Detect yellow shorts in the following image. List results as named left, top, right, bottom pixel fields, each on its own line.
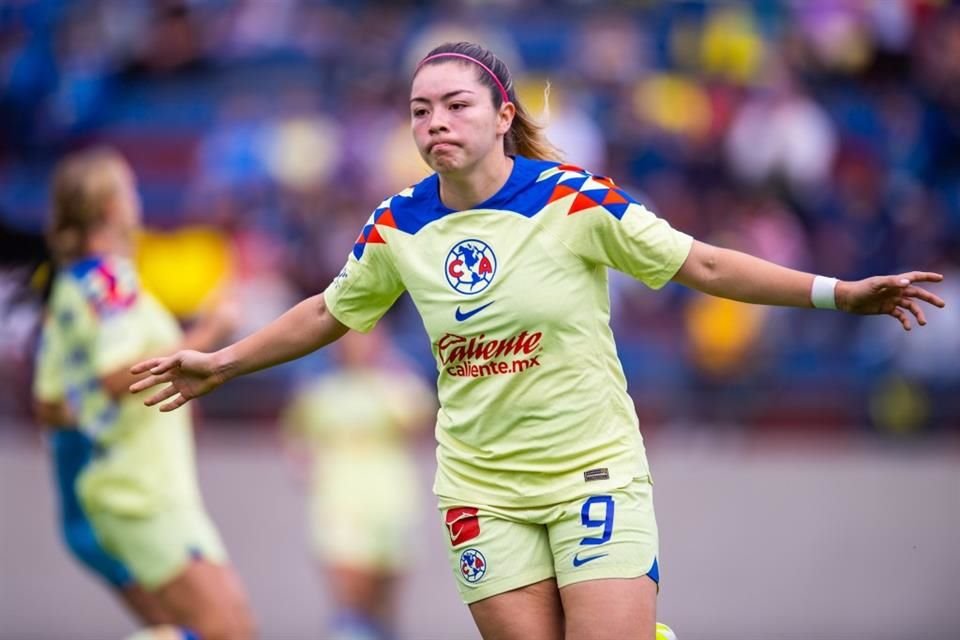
left=308, top=460, right=420, bottom=572
left=439, top=476, right=659, bottom=604
left=87, top=505, right=227, bottom=590
left=310, top=498, right=417, bottom=572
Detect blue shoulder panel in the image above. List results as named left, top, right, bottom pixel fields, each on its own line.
left=350, top=156, right=629, bottom=260
left=388, top=156, right=566, bottom=235
left=67, top=256, right=105, bottom=280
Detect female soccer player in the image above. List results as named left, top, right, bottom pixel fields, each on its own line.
left=1, top=220, right=170, bottom=628
left=282, top=328, right=434, bottom=639
left=130, top=42, right=945, bottom=640
left=35, top=147, right=255, bottom=640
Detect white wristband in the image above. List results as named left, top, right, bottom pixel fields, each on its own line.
left=811, top=275, right=838, bottom=310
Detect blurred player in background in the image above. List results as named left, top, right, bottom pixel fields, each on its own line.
left=131, top=42, right=944, bottom=640
left=0, top=223, right=171, bottom=627
left=33, top=147, right=255, bottom=640
left=282, top=328, right=434, bottom=640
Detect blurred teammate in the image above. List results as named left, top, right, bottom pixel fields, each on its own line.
left=130, top=42, right=945, bottom=640
left=34, top=147, right=255, bottom=640
left=282, top=328, right=434, bottom=640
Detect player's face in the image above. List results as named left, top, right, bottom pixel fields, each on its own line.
left=410, top=61, right=513, bottom=175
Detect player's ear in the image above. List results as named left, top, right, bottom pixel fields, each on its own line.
left=496, top=102, right=516, bottom=136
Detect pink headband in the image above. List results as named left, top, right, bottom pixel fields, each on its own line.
left=417, top=52, right=511, bottom=104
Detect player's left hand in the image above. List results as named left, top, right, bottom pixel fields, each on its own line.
left=129, top=349, right=224, bottom=411
left=836, top=271, right=945, bottom=330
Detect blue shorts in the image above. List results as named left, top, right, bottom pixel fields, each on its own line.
left=49, top=429, right=133, bottom=589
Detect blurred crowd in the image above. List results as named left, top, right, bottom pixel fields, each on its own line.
left=1, top=0, right=958, bottom=433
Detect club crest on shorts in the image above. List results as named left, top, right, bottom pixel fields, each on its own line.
left=459, top=548, right=487, bottom=584
left=445, top=239, right=497, bottom=295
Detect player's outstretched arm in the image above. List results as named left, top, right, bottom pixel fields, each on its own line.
left=130, top=293, right=349, bottom=411
left=673, top=240, right=945, bottom=330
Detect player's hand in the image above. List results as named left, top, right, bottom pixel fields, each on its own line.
left=836, top=271, right=945, bottom=330
left=129, top=350, right=224, bottom=411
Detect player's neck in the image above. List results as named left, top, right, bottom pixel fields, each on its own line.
left=438, top=153, right=514, bottom=212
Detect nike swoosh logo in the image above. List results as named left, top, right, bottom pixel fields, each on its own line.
left=448, top=521, right=470, bottom=543
left=572, top=552, right=608, bottom=567
left=455, top=301, right=494, bottom=322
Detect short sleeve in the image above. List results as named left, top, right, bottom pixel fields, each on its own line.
left=553, top=175, right=693, bottom=289
left=566, top=201, right=692, bottom=289
left=323, top=224, right=405, bottom=333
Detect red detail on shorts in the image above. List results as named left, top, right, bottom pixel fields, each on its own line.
left=445, top=506, right=480, bottom=546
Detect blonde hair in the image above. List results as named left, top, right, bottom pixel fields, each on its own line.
left=417, top=42, right=563, bottom=162
left=47, top=147, right=128, bottom=266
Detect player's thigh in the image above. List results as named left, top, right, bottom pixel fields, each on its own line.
left=469, top=577, right=564, bottom=640
left=439, top=502, right=561, bottom=636
left=154, top=559, right=255, bottom=640
left=560, top=576, right=657, bottom=640
left=549, top=478, right=660, bottom=640
left=89, top=505, right=254, bottom=638
left=549, top=477, right=659, bottom=590
left=117, top=583, right=174, bottom=626
left=63, top=519, right=172, bottom=626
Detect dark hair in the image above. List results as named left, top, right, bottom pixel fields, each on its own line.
left=417, top=42, right=563, bottom=162
left=0, top=215, right=52, bottom=307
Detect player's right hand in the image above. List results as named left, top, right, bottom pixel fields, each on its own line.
left=129, top=350, right=224, bottom=412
